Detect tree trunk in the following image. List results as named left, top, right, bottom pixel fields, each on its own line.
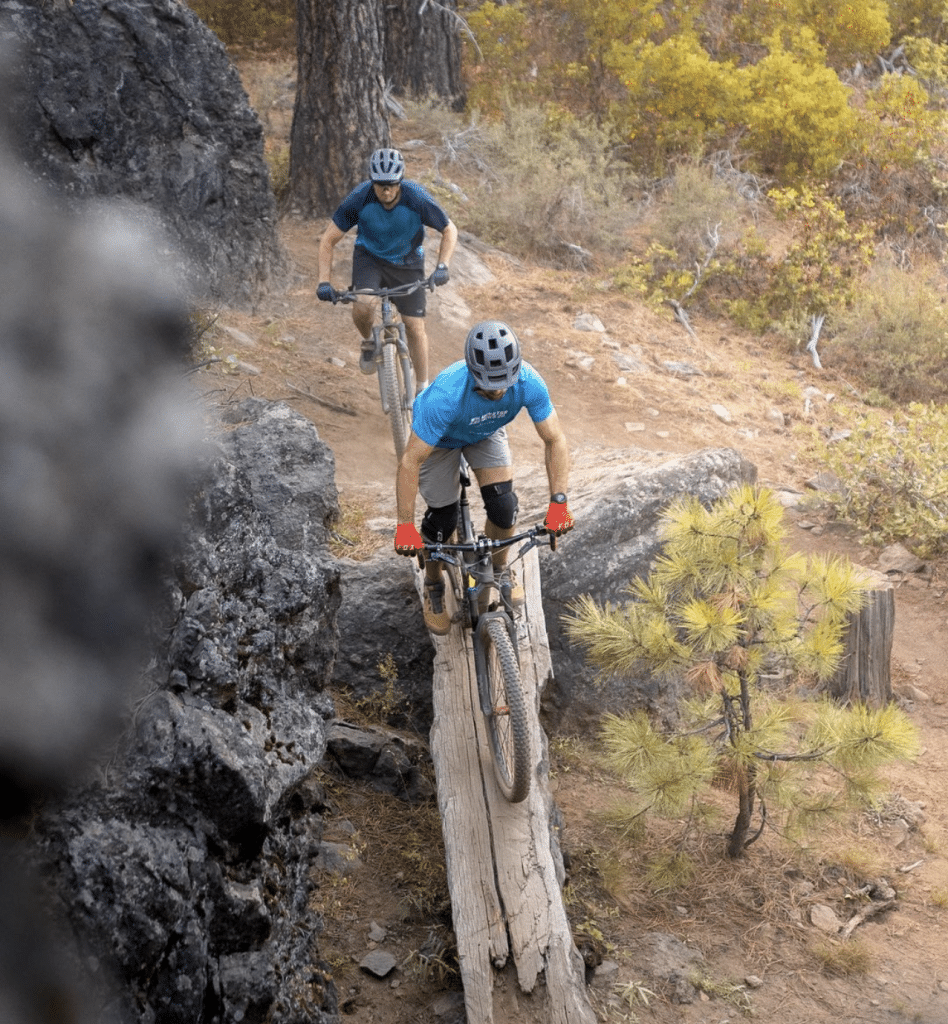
left=287, top=0, right=389, bottom=217
left=384, top=0, right=465, bottom=109
left=824, top=572, right=894, bottom=706
left=418, top=547, right=596, bottom=1024
left=726, top=765, right=756, bottom=859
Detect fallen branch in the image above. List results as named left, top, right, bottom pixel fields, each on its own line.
left=806, top=312, right=825, bottom=369
left=839, top=898, right=897, bottom=940
left=666, top=299, right=698, bottom=342
left=285, top=380, right=358, bottom=417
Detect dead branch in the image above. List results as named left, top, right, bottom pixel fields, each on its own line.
left=285, top=380, right=358, bottom=417
left=839, top=898, right=897, bottom=940
left=806, top=312, right=825, bottom=369
left=666, top=299, right=698, bottom=342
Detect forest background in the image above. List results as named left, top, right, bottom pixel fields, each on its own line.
left=186, top=0, right=948, bottom=560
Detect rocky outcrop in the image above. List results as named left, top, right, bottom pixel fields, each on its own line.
left=0, top=0, right=286, bottom=304
left=32, top=398, right=343, bottom=1024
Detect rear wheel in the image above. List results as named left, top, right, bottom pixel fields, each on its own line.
left=380, top=330, right=412, bottom=460
left=480, top=616, right=531, bottom=803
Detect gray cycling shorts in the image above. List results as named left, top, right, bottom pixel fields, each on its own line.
left=419, top=429, right=511, bottom=508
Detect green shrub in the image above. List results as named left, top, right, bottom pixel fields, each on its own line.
left=818, top=402, right=948, bottom=556
left=458, top=105, right=637, bottom=265
left=828, top=264, right=948, bottom=403
left=726, top=185, right=874, bottom=339
left=613, top=160, right=751, bottom=309
left=739, top=30, right=858, bottom=181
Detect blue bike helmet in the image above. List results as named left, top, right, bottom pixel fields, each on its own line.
left=369, top=148, right=405, bottom=184
left=465, top=320, right=522, bottom=390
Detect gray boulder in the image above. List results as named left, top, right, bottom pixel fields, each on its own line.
left=532, top=446, right=757, bottom=731
left=0, top=0, right=286, bottom=304
left=32, top=399, right=343, bottom=1024
left=332, top=553, right=435, bottom=732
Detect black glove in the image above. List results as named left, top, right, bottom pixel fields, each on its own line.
left=432, top=263, right=450, bottom=287
left=317, top=282, right=337, bottom=302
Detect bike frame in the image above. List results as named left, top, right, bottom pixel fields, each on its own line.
left=371, top=294, right=415, bottom=417
left=419, top=462, right=554, bottom=802
left=333, top=277, right=435, bottom=459
left=421, top=466, right=553, bottom=682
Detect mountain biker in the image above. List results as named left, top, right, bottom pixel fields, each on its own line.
left=316, top=147, right=458, bottom=395
left=393, top=319, right=574, bottom=635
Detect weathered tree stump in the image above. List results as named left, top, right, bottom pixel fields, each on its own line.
left=824, top=570, right=894, bottom=706
left=415, top=547, right=595, bottom=1024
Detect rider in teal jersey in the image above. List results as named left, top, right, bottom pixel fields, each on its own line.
left=317, top=148, right=457, bottom=394
left=393, top=320, right=574, bottom=634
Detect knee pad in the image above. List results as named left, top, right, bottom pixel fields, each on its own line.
left=481, top=480, right=519, bottom=530
left=421, top=502, right=459, bottom=543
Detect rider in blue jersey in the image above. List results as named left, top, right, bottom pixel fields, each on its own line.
left=394, top=320, right=575, bottom=635
left=317, top=148, right=457, bottom=394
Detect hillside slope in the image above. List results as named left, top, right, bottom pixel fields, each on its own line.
left=193, top=62, right=948, bottom=1024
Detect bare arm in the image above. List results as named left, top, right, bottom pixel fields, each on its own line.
left=436, top=219, right=458, bottom=267
left=396, top=431, right=436, bottom=523
left=533, top=410, right=570, bottom=498
left=317, top=221, right=346, bottom=282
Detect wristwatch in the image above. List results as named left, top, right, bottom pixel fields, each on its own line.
left=550, top=493, right=567, bottom=504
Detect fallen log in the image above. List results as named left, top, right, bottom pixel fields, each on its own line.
left=418, top=545, right=596, bottom=1024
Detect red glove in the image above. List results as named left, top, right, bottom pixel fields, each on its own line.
left=395, top=522, right=425, bottom=556
left=545, top=500, right=574, bottom=536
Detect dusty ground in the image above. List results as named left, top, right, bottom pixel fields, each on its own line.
left=195, top=60, right=948, bottom=1024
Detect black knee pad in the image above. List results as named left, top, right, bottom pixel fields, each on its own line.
left=480, top=480, right=519, bottom=530
left=421, top=502, right=459, bottom=543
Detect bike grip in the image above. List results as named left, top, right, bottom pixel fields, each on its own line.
left=416, top=551, right=426, bottom=570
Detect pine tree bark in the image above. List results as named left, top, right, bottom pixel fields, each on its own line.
left=384, top=0, right=465, bottom=109
left=287, top=0, right=389, bottom=217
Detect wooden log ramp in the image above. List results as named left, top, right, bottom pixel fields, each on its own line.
left=413, top=546, right=597, bottom=1024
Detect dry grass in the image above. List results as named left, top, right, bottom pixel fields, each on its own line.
left=328, top=496, right=388, bottom=561
left=811, top=937, right=873, bottom=977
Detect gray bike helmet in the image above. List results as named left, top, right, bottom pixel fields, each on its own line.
left=465, top=320, right=522, bottom=390
left=369, top=147, right=405, bottom=184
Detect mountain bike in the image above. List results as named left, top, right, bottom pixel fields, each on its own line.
left=419, top=461, right=556, bottom=803
left=333, top=277, right=434, bottom=460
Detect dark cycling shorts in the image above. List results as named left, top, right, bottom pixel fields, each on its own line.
left=351, top=247, right=427, bottom=318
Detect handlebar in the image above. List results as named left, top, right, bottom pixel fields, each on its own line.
left=416, top=522, right=556, bottom=569
left=332, top=276, right=436, bottom=305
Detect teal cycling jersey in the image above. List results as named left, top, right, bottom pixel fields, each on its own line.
left=332, top=180, right=449, bottom=268
left=412, top=360, right=554, bottom=449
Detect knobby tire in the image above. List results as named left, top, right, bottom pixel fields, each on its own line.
left=481, top=616, right=531, bottom=803
left=380, top=333, right=411, bottom=461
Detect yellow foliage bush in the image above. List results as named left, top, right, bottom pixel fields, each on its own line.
left=739, top=31, right=857, bottom=181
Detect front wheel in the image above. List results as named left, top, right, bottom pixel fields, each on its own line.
left=478, top=616, right=531, bottom=803
left=380, top=333, right=413, bottom=460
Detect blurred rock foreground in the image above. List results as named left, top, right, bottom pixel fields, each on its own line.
left=0, top=13, right=340, bottom=1016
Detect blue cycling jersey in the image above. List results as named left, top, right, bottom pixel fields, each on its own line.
left=412, top=360, right=554, bottom=449
left=332, top=180, right=450, bottom=268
